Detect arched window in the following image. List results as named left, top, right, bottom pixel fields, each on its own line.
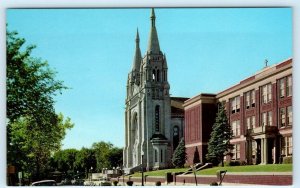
left=160, top=149, right=163, bottom=162
left=173, top=126, right=179, bottom=150
left=157, top=70, right=160, bottom=82
left=154, top=149, right=158, bottom=162
left=155, top=105, right=160, bottom=132
left=152, top=70, right=156, bottom=81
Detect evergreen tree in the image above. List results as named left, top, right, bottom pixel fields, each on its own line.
left=206, top=103, right=233, bottom=166
left=193, top=146, right=200, bottom=164
left=172, top=138, right=187, bottom=168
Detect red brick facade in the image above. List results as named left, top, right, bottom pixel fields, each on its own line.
left=184, top=58, right=293, bottom=165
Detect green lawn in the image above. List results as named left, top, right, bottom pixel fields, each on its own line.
left=130, top=168, right=187, bottom=177
left=197, top=164, right=292, bottom=175
left=129, top=164, right=292, bottom=177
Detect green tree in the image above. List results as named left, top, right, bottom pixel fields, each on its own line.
left=74, top=147, right=96, bottom=177
left=53, top=149, right=78, bottom=175
left=6, top=28, right=73, bottom=180
left=206, top=103, right=233, bottom=166
left=193, top=146, right=200, bottom=164
left=172, top=138, right=187, bottom=168
left=92, top=141, right=113, bottom=171
left=8, top=114, right=73, bottom=179
left=108, top=147, right=123, bottom=168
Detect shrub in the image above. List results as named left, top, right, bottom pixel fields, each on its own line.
left=101, top=182, right=112, bottom=186
left=210, top=182, right=219, bottom=186
left=126, top=181, right=133, bottom=186
left=155, top=181, right=161, bottom=186
left=283, top=156, right=292, bottom=164
left=224, top=160, right=241, bottom=166
left=113, top=181, right=119, bottom=186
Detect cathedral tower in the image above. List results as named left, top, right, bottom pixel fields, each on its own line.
left=124, top=9, right=173, bottom=173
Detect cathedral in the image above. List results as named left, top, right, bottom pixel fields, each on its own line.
left=123, top=9, right=188, bottom=173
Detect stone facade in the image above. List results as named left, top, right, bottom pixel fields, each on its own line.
left=123, top=9, right=188, bottom=173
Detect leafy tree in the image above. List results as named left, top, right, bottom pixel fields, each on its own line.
left=92, top=142, right=113, bottom=171
left=172, top=138, right=187, bottom=168
left=206, top=103, right=233, bottom=166
left=6, top=28, right=73, bottom=181
left=193, top=146, right=200, bottom=164
left=108, top=147, right=123, bottom=168
left=53, top=149, right=78, bottom=175
left=8, top=114, right=73, bottom=180
left=6, top=29, right=67, bottom=122
left=74, top=147, right=96, bottom=177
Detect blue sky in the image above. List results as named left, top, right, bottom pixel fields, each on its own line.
left=6, top=8, right=292, bottom=149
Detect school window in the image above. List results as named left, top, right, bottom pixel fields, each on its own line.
left=231, top=120, right=240, bottom=136
left=262, top=84, right=272, bottom=104
left=268, top=111, right=272, bottom=126
left=280, top=108, right=286, bottom=127
left=261, top=111, right=272, bottom=126
left=279, top=78, right=285, bottom=98
left=262, top=112, right=267, bottom=126
left=281, top=137, right=286, bottom=156
left=155, top=149, right=158, bottom=162
left=287, top=136, right=293, bottom=156
left=231, top=96, right=240, bottom=114
left=251, top=116, right=256, bottom=128
left=287, top=106, right=292, bottom=126
left=245, top=90, right=255, bottom=109
left=246, top=117, right=251, bottom=129
left=236, top=144, right=240, bottom=160
left=160, top=149, right=163, bottom=162
left=281, top=136, right=293, bottom=157
left=286, top=75, right=292, bottom=97
left=245, top=92, right=250, bottom=108
left=251, top=90, right=256, bottom=107
left=232, top=144, right=240, bottom=160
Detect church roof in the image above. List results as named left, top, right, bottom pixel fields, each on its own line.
left=147, top=8, right=160, bottom=54
left=171, top=97, right=189, bottom=117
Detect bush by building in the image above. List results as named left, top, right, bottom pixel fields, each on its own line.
left=283, top=156, right=292, bottom=164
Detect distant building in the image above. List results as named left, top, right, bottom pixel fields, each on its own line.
left=184, top=58, right=292, bottom=165
left=123, top=9, right=188, bottom=173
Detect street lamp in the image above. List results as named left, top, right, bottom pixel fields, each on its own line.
left=90, top=167, right=93, bottom=182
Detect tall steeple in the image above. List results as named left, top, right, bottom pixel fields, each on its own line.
left=132, top=28, right=142, bottom=72
left=147, top=8, right=160, bottom=54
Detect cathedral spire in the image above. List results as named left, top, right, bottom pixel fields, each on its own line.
left=132, top=28, right=142, bottom=71
left=147, top=8, right=160, bottom=54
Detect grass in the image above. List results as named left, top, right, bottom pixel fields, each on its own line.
left=130, top=168, right=187, bottom=177
left=197, top=164, right=292, bottom=175
left=129, top=164, right=292, bottom=177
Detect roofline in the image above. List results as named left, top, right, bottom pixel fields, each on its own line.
left=216, top=57, right=292, bottom=98
left=183, top=93, right=216, bottom=107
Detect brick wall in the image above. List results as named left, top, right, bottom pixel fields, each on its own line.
left=115, top=174, right=292, bottom=186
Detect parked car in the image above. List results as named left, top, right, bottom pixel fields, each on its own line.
left=31, top=180, right=57, bottom=186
